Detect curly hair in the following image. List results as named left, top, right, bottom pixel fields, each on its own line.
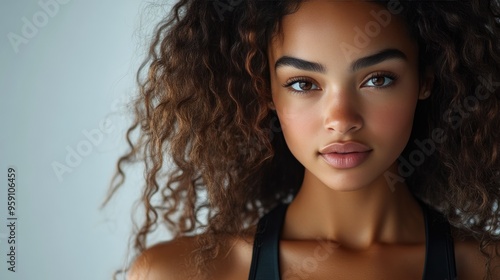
left=102, top=0, right=500, bottom=279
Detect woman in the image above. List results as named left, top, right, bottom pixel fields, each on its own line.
left=104, top=0, right=500, bottom=279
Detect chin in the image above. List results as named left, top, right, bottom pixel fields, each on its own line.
left=330, top=185, right=368, bottom=192
left=320, top=176, right=375, bottom=192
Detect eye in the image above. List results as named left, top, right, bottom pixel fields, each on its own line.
left=363, top=72, right=398, bottom=88
left=282, top=77, right=320, bottom=94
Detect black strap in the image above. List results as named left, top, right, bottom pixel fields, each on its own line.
left=418, top=200, right=457, bottom=280
left=248, top=203, right=288, bottom=280
left=248, top=201, right=457, bottom=280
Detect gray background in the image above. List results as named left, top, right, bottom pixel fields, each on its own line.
left=0, top=0, right=175, bottom=279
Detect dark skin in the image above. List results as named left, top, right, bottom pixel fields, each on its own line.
left=128, top=1, right=497, bottom=279
left=128, top=231, right=487, bottom=279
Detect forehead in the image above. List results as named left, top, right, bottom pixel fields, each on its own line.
left=268, top=0, right=417, bottom=68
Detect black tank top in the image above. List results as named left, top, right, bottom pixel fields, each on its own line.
left=248, top=199, right=457, bottom=280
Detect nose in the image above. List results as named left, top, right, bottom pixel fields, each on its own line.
left=323, top=89, right=363, bottom=134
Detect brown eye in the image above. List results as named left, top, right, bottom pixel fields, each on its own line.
left=298, top=81, right=313, bottom=90
left=370, top=77, right=386, bottom=87
left=363, top=73, right=397, bottom=88
left=286, top=79, right=319, bottom=93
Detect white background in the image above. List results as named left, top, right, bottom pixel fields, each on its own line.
left=1, top=0, right=175, bottom=279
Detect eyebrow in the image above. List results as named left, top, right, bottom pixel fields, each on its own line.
left=351, top=48, right=407, bottom=72
left=274, top=56, right=326, bottom=73
left=274, top=48, right=407, bottom=73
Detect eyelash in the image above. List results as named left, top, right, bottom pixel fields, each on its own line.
left=281, top=77, right=318, bottom=95
left=363, top=71, right=399, bottom=89
left=281, top=72, right=399, bottom=95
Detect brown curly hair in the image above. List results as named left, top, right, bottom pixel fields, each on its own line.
left=102, top=0, right=500, bottom=278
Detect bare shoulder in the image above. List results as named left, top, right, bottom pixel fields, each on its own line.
left=127, top=236, right=199, bottom=280
left=454, top=235, right=500, bottom=279
left=127, top=233, right=256, bottom=280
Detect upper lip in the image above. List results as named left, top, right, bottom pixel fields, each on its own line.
left=319, top=141, right=372, bottom=154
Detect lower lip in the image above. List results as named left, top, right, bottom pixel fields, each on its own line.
left=320, top=151, right=371, bottom=169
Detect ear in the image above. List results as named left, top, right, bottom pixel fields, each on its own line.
left=418, top=67, right=434, bottom=100
left=268, top=101, right=276, bottom=111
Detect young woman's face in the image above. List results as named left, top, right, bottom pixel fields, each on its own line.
left=268, top=0, right=430, bottom=191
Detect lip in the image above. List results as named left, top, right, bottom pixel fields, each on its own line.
left=319, top=142, right=371, bottom=154
left=319, top=142, right=372, bottom=169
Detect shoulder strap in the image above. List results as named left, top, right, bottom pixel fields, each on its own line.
left=248, top=203, right=288, bottom=280
left=248, top=201, right=457, bottom=280
left=419, top=200, right=457, bottom=280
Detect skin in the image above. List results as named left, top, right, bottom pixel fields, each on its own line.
left=268, top=0, right=430, bottom=250
left=128, top=1, right=496, bottom=279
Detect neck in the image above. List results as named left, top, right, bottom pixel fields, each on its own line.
left=282, top=166, right=425, bottom=250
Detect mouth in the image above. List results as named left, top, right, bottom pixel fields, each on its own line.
left=319, top=141, right=371, bottom=154
left=319, top=142, right=372, bottom=169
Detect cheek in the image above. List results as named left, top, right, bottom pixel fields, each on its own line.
left=277, top=107, right=318, bottom=140
left=274, top=101, right=322, bottom=158
left=370, top=98, right=417, bottom=148
left=272, top=90, right=320, bottom=139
